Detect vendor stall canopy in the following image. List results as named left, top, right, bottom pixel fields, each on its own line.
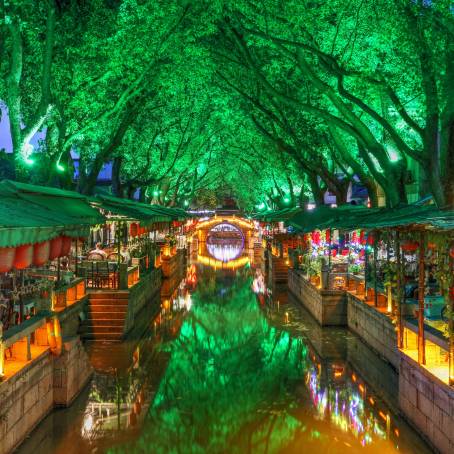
left=285, top=203, right=454, bottom=233
left=0, top=180, right=105, bottom=247
left=91, top=193, right=191, bottom=225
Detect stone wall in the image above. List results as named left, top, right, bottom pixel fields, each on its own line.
left=0, top=338, right=92, bottom=454
left=53, top=337, right=92, bottom=407
left=288, top=269, right=347, bottom=326
left=399, top=353, right=454, bottom=454
left=347, top=293, right=399, bottom=369
left=0, top=351, right=53, bottom=454
left=124, top=268, right=162, bottom=334
left=57, top=297, right=89, bottom=338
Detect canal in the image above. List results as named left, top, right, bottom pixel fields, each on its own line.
left=18, top=246, right=431, bottom=453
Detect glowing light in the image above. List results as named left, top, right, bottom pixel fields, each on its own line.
left=24, top=157, right=35, bottom=166
left=257, top=202, right=266, bottom=210
left=56, top=162, right=65, bottom=172
left=184, top=200, right=189, bottom=207
left=387, top=148, right=400, bottom=162
left=153, top=190, right=159, bottom=197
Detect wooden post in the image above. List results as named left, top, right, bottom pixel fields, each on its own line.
left=75, top=238, right=79, bottom=276
left=395, top=231, right=404, bottom=349
left=0, top=322, right=4, bottom=378
left=26, top=334, right=31, bottom=361
left=57, top=257, right=61, bottom=282
left=449, top=244, right=454, bottom=386
left=364, top=240, right=369, bottom=299
left=418, top=231, right=426, bottom=365
left=373, top=231, right=379, bottom=307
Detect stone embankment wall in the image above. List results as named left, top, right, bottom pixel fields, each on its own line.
left=399, top=353, right=454, bottom=454
left=124, top=267, right=162, bottom=334
left=0, top=338, right=92, bottom=454
left=347, top=294, right=399, bottom=369
left=288, top=269, right=347, bottom=326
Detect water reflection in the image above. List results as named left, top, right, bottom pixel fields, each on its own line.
left=113, top=267, right=428, bottom=454
left=18, top=253, right=429, bottom=454
left=206, top=222, right=244, bottom=262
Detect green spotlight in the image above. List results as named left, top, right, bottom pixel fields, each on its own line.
left=24, top=157, right=35, bottom=166
left=56, top=162, right=65, bottom=172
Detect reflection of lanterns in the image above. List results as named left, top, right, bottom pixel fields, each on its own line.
left=129, top=410, right=137, bottom=426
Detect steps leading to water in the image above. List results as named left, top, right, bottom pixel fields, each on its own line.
left=82, top=291, right=130, bottom=342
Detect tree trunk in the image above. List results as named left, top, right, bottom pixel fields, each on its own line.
left=112, top=157, right=123, bottom=197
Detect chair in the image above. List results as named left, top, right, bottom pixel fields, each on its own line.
left=87, top=252, right=105, bottom=261
left=95, top=261, right=116, bottom=289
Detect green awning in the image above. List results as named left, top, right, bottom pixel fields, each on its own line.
left=0, top=180, right=104, bottom=247
left=0, top=180, right=104, bottom=227
left=285, top=203, right=454, bottom=233
left=0, top=196, right=91, bottom=247
left=93, top=195, right=172, bottom=226
left=286, top=205, right=369, bottom=232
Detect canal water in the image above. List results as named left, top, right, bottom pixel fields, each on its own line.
left=17, top=244, right=431, bottom=454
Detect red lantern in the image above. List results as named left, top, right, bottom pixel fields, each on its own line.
left=449, top=247, right=454, bottom=259
left=60, top=236, right=72, bottom=256
left=402, top=241, right=419, bottom=253
left=14, top=244, right=33, bottom=269
left=49, top=236, right=63, bottom=260
left=0, top=247, right=15, bottom=273
left=427, top=242, right=437, bottom=250
left=359, top=230, right=366, bottom=245
left=33, top=241, right=50, bottom=266
left=129, top=223, right=138, bottom=237
left=359, top=249, right=365, bottom=257
left=341, top=249, right=349, bottom=256
left=331, top=249, right=337, bottom=258
left=367, top=234, right=375, bottom=245
left=450, top=287, right=454, bottom=299
left=352, top=231, right=358, bottom=244
left=325, top=229, right=331, bottom=244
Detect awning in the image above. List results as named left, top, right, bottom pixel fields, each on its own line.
left=92, top=195, right=172, bottom=226
left=285, top=203, right=454, bottom=233
left=0, top=180, right=104, bottom=247
left=286, top=205, right=369, bottom=232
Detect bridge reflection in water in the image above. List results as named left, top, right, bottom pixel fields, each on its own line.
left=18, top=238, right=430, bottom=454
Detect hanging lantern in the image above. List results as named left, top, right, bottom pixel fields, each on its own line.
left=401, top=241, right=419, bottom=253
left=14, top=244, right=33, bottom=269
left=60, top=236, right=72, bottom=256
left=341, top=249, right=349, bottom=256
left=352, top=231, right=358, bottom=244
left=33, top=241, right=50, bottom=266
left=331, top=249, right=337, bottom=258
left=0, top=247, right=15, bottom=273
left=359, top=249, right=365, bottom=258
left=49, top=236, right=63, bottom=260
left=449, top=247, right=454, bottom=259
left=130, top=223, right=138, bottom=237
left=427, top=242, right=437, bottom=250
left=359, top=230, right=366, bottom=245
left=325, top=229, right=331, bottom=244
left=367, top=234, right=375, bottom=246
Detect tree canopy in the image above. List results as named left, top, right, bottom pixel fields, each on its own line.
left=0, top=0, right=452, bottom=210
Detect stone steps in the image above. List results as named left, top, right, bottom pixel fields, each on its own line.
left=82, top=291, right=130, bottom=342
